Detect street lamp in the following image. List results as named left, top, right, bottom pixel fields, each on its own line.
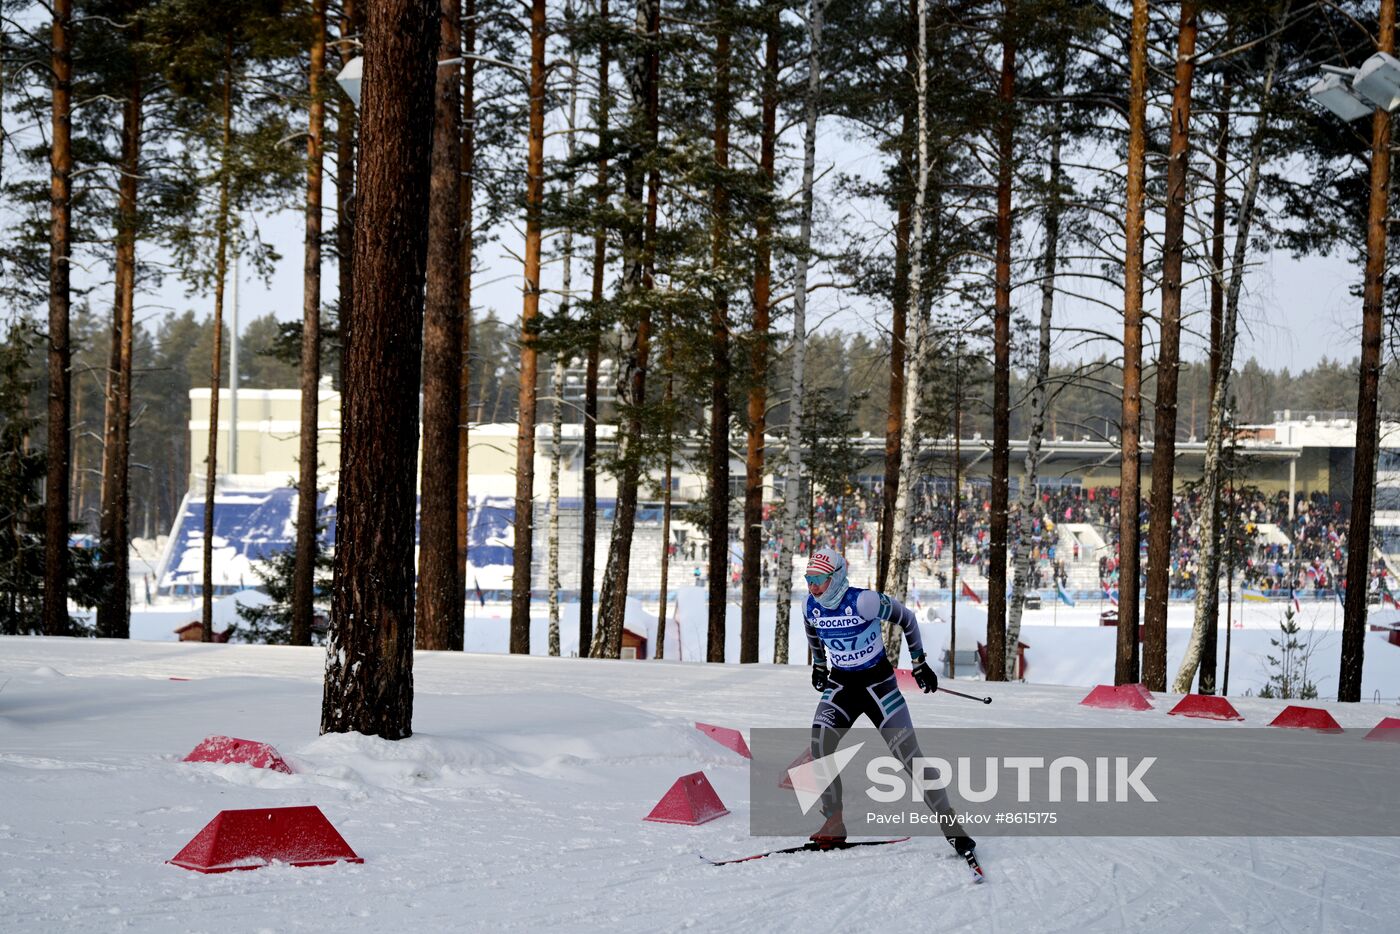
left=336, top=55, right=467, bottom=109
left=1309, top=53, right=1400, bottom=121
left=335, top=56, right=363, bottom=107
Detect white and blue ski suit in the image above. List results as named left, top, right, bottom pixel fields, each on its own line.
left=804, top=585, right=967, bottom=840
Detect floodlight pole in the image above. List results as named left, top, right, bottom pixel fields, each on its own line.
left=1340, top=0, right=1395, bottom=702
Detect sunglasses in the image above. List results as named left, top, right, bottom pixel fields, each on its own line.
left=805, top=571, right=834, bottom=586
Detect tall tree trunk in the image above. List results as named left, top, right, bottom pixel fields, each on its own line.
left=774, top=0, right=826, bottom=663
left=1202, top=24, right=1233, bottom=667
left=292, top=0, right=328, bottom=647
left=336, top=0, right=359, bottom=373
left=878, top=0, right=917, bottom=594
left=1007, top=46, right=1063, bottom=676
left=418, top=0, right=464, bottom=651
left=202, top=55, right=235, bottom=643
left=510, top=0, right=548, bottom=654
left=741, top=8, right=778, bottom=664
left=1117, top=0, right=1149, bottom=685
left=549, top=2, right=582, bottom=658
left=1174, top=8, right=1286, bottom=694
left=321, top=0, right=439, bottom=738
left=707, top=0, right=733, bottom=663
left=456, top=0, right=476, bottom=622
left=579, top=0, right=610, bottom=657
left=657, top=371, right=673, bottom=658
left=96, top=60, right=142, bottom=641
left=43, top=0, right=73, bottom=637
left=592, top=0, right=659, bottom=659
left=886, top=0, right=932, bottom=633
left=879, top=196, right=911, bottom=593
left=548, top=346, right=564, bottom=655
left=1142, top=1, right=1198, bottom=691
left=1340, top=0, right=1394, bottom=702
left=985, top=1, right=1016, bottom=682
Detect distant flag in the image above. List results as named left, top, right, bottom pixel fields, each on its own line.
left=1101, top=581, right=1118, bottom=606
left=1241, top=588, right=1269, bottom=603
left=961, top=579, right=982, bottom=605
left=1056, top=581, right=1075, bottom=607
left=474, top=576, right=486, bottom=607
left=1290, top=587, right=1302, bottom=615
left=1384, top=591, right=1399, bottom=610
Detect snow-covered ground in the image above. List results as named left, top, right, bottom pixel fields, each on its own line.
left=3, top=636, right=1399, bottom=933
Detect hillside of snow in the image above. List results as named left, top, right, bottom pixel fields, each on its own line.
left=3, top=636, right=1399, bottom=933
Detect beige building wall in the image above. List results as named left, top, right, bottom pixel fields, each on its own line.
left=185, top=388, right=726, bottom=501
left=188, top=383, right=342, bottom=489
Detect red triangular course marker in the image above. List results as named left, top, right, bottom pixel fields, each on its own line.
left=644, top=772, right=730, bottom=825
left=183, top=735, right=293, bottom=773
left=1168, top=694, right=1243, bottom=721
left=1365, top=716, right=1400, bottom=742
left=695, top=722, right=751, bottom=759
left=778, top=749, right=814, bottom=790
left=1079, top=684, right=1153, bottom=711
left=168, top=806, right=362, bottom=873
left=894, top=668, right=919, bottom=693
left=1127, top=683, right=1154, bottom=703
left=1267, top=705, right=1342, bottom=732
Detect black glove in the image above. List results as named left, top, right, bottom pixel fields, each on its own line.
left=812, top=664, right=830, bottom=692
left=911, top=656, right=938, bottom=694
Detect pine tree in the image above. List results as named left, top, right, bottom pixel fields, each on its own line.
left=1256, top=603, right=1319, bottom=700
left=321, top=0, right=440, bottom=740
left=235, top=510, right=333, bottom=644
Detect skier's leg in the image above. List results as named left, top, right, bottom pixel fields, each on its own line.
left=810, top=682, right=856, bottom=836
left=868, top=674, right=975, bottom=854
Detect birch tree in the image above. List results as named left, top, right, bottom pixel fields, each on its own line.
left=884, top=0, right=929, bottom=628
left=1173, top=3, right=1289, bottom=693
left=510, top=0, right=548, bottom=654
left=592, top=0, right=660, bottom=659
left=1006, top=46, right=1066, bottom=676
left=548, top=0, right=583, bottom=658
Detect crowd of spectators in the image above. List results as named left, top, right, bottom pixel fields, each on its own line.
left=742, top=481, right=1374, bottom=596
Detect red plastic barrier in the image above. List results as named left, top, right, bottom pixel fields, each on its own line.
left=694, top=722, right=751, bottom=759
left=778, top=749, right=814, bottom=790
left=167, top=806, right=362, bottom=873
left=1127, top=683, right=1154, bottom=703
left=1268, top=705, right=1343, bottom=732
left=643, top=772, right=730, bottom=825
left=1079, top=684, right=1153, bottom=711
left=1364, top=716, right=1400, bottom=742
left=1168, top=694, right=1243, bottom=721
left=183, top=735, right=293, bottom=774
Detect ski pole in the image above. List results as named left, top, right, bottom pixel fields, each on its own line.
left=937, top=685, right=992, bottom=704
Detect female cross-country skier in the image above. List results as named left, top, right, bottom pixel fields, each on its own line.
left=802, top=545, right=983, bottom=880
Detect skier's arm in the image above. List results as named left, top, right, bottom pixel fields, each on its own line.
left=856, top=590, right=925, bottom=661
left=803, top=605, right=827, bottom=667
